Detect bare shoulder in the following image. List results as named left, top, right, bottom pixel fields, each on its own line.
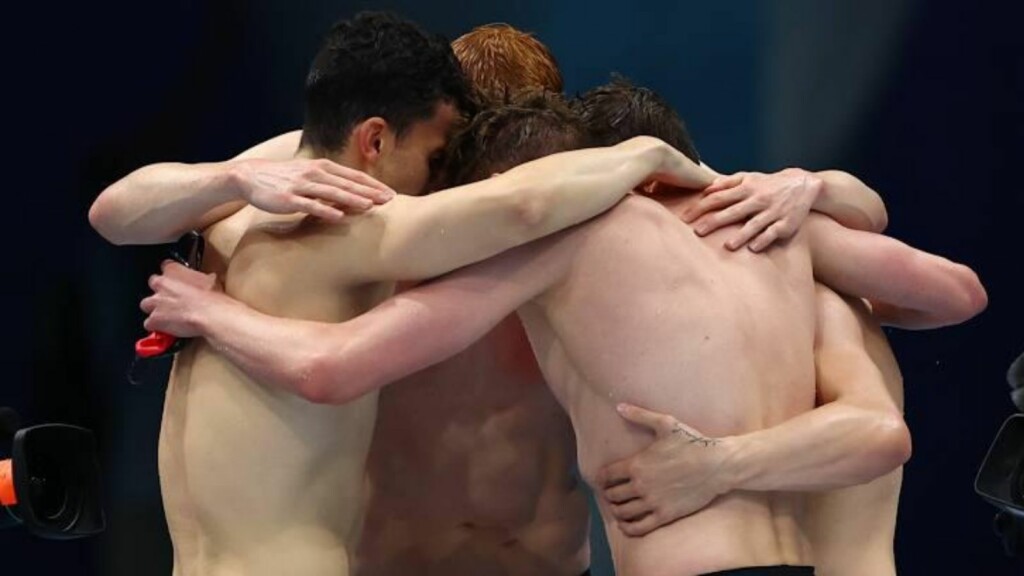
left=577, top=194, right=665, bottom=235
left=221, top=205, right=393, bottom=288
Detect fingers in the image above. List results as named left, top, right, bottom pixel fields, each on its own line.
left=690, top=198, right=763, bottom=237
left=617, top=403, right=679, bottom=438
left=157, top=260, right=218, bottom=288
left=618, top=513, right=664, bottom=538
left=306, top=178, right=378, bottom=210
left=140, top=294, right=157, bottom=314
left=701, top=173, right=744, bottom=196
left=724, top=211, right=776, bottom=251
left=748, top=221, right=788, bottom=253
left=320, top=161, right=396, bottom=203
left=597, top=460, right=632, bottom=488
left=604, top=481, right=639, bottom=504
left=609, top=497, right=651, bottom=522
left=142, top=314, right=175, bottom=335
left=291, top=197, right=347, bottom=223
left=682, top=186, right=747, bottom=224
left=159, top=259, right=189, bottom=275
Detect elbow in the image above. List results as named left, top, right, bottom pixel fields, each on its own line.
left=961, top=267, right=989, bottom=319
left=512, top=187, right=550, bottom=232
left=868, top=412, right=913, bottom=477
left=873, top=203, right=889, bottom=234
left=946, top=265, right=988, bottom=325
left=296, top=348, right=374, bottom=406
left=88, top=193, right=128, bottom=246
left=504, top=182, right=554, bottom=240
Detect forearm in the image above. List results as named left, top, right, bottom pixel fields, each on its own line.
left=812, top=170, right=888, bottom=233
left=866, top=252, right=987, bottom=328
left=90, top=161, right=244, bottom=245
left=196, top=275, right=509, bottom=404
left=506, top=136, right=713, bottom=236
left=390, top=137, right=714, bottom=281
left=194, top=295, right=336, bottom=400
left=723, top=401, right=910, bottom=492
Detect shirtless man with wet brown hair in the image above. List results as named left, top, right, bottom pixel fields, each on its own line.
left=90, top=14, right=720, bottom=576
left=98, top=22, right=932, bottom=576
left=137, top=85, right=985, bottom=575
left=601, top=283, right=909, bottom=576
left=581, top=83, right=916, bottom=576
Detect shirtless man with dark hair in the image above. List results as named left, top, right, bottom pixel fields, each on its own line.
left=91, top=14, right=718, bottom=576
left=95, top=20, right=955, bottom=576
left=580, top=81, right=915, bottom=576
left=138, top=85, right=985, bottom=575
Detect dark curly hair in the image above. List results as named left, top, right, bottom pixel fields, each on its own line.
left=300, top=11, right=474, bottom=155
left=573, top=75, right=700, bottom=163
left=443, top=91, right=590, bottom=188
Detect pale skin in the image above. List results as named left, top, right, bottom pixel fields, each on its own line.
left=350, top=168, right=890, bottom=576
left=125, top=126, right=718, bottom=576
left=142, top=186, right=985, bottom=576
left=597, top=285, right=910, bottom=576
left=89, top=129, right=888, bottom=253
left=95, top=118, right=940, bottom=576
left=806, top=289, right=907, bottom=576
left=102, top=129, right=927, bottom=576
left=88, top=131, right=400, bottom=246
left=88, top=97, right=890, bottom=576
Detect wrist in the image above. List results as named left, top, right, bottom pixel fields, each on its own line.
left=221, top=160, right=253, bottom=203
left=717, top=434, right=759, bottom=493
left=190, top=290, right=237, bottom=338
left=792, top=169, right=825, bottom=210
left=619, top=136, right=669, bottom=167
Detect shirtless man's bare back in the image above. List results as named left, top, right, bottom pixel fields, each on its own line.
left=600, top=285, right=909, bottom=575
left=110, top=14, right=715, bottom=576
left=140, top=96, right=984, bottom=575
left=97, top=20, right=981, bottom=575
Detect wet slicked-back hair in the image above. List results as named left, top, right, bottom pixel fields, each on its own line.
left=444, top=91, right=589, bottom=188
left=452, top=23, right=563, bottom=105
left=300, top=11, right=473, bottom=155
left=574, top=76, right=700, bottom=163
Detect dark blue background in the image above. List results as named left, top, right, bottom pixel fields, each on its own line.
left=2, top=1, right=1021, bottom=574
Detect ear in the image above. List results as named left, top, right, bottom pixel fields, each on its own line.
left=351, top=117, right=389, bottom=164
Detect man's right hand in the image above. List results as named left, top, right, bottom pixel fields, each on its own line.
left=141, top=261, right=233, bottom=338
left=231, top=158, right=396, bottom=222
left=596, top=404, right=736, bottom=537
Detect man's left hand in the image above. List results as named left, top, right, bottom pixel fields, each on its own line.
left=682, top=169, right=823, bottom=252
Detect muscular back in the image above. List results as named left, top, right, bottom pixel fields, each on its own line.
left=520, top=195, right=819, bottom=576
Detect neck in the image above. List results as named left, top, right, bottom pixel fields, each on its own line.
left=294, top=145, right=367, bottom=173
